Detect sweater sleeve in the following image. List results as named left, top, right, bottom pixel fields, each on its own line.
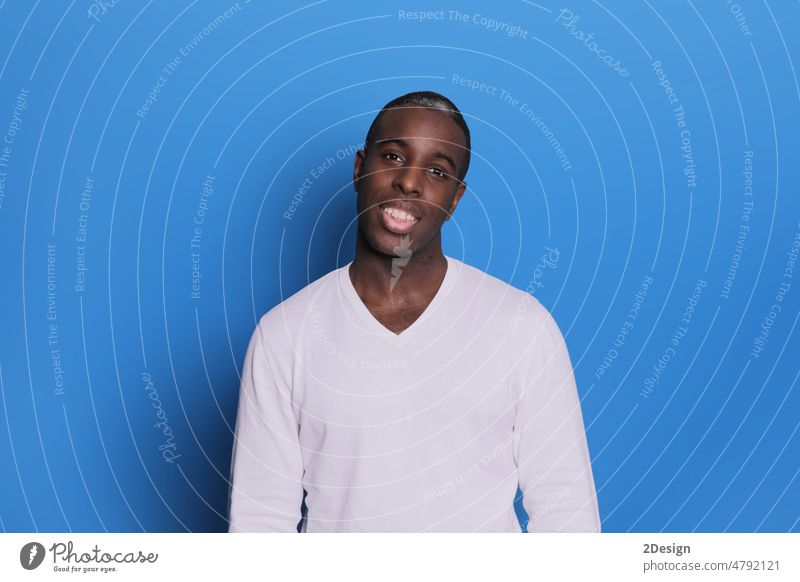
left=513, top=301, right=601, bottom=532
left=228, top=317, right=304, bottom=532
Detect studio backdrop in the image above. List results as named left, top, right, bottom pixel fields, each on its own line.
left=0, top=0, right=798, bottom=532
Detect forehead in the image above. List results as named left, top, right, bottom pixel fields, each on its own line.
left=372, top=107, right=467, bottom=153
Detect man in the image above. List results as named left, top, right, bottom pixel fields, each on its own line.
left=227, top=91, right=600, bottom=532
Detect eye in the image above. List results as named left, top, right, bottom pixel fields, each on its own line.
left=383, top=152, right=403, bottom=163
left=428, top=167, right=449, bottom=179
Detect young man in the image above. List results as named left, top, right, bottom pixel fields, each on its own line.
left=228, top=91, right=600, bottom=533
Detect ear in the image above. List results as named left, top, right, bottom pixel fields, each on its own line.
left=353, top=149, right=366, bottom=192
left=445, top=181, right=466, bottom=221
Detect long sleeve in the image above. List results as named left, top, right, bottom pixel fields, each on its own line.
left=513, top=301, right=601, bottom=532
left=228, top=317, right=305, bottom=532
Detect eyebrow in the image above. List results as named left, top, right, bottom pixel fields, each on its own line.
left=374, top=138, right=458, bottom=174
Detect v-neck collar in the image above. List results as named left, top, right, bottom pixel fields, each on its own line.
left=338, top=255, right=459, bottom=348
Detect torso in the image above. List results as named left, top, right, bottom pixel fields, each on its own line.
left=251, top=255, right=562, bottom=532
left=363, top=302, right=428, bottom=334
left=350, top=259, right=447, bottom=335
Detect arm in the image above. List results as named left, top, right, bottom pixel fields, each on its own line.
left=228, top=317, right=304, bottom=532
left=514, top=301, right=601, bottom=532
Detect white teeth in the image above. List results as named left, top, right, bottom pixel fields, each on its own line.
left=382, top=207, right=417, bottom=222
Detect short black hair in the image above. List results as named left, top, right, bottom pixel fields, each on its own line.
left=364, top=91, right=471, bottom=181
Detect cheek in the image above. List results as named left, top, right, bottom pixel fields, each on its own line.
left=429, top=190, right=458, bottom=215
left=359, top=171, right=388, bottom=198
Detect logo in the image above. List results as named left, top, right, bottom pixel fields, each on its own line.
left=20, top=542, right=45, bottom=570
left=390, top=234, right=413, bottom=292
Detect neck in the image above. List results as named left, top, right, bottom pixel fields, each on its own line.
left=349, top=230, right=447, bottom=304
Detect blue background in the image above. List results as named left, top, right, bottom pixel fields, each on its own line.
left=1, top=0, right=798, bottom=532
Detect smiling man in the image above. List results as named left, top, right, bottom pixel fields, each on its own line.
left=227, top=91, right=600, bottom=533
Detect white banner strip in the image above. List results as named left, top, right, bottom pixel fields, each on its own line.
left=1, top=533, right=797, bottom=581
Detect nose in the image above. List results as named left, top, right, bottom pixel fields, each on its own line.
left=391, top=164, right=423, bottom=196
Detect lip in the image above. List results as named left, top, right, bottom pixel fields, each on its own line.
left=377, top=201, right=420, bottom=235
left=378, top=200, right=421, bottom=219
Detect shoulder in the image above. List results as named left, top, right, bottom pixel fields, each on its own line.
left=450, top=256, right=554, bottom=327
left=449, top=257, right=568, bottom=364
left=254, top=264, right=344, bottom=348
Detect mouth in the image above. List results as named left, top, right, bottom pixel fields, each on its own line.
left=377, top=202, right=420, bottom=235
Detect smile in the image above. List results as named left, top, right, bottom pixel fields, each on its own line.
left=381, top=206, right=418, bottom=222
left=378, top=204, right=420, bottom=235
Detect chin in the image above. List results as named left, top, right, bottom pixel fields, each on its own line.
left=362, top=229, right=413, bottom=258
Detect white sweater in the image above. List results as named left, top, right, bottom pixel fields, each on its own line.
left=228, top=255, right=600, bottom=532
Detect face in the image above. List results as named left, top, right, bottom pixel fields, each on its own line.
left=353, top=107, right=468, bottom=257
